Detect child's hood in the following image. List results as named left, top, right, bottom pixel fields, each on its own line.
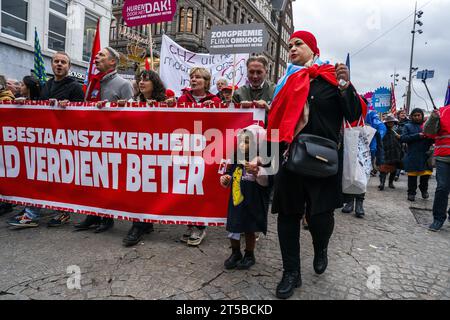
left=240, top=124, right=266, bottom=149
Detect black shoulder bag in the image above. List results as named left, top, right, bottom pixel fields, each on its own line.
left=285, top=133, right=339, bottom=178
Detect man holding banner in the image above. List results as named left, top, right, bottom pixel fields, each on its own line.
left=232, top=56, right=275, bottom=122
left=76, top=46, right=133, bottom=233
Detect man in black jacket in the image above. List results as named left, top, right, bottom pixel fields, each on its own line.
left=42, top=52, right=83, bottom=227
left=40, top=52, right=84, bottom=102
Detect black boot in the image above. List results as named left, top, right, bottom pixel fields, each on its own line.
left=378, top=174, right=386, bottom=191
left=276, top=270, right=301, bottom=299
left=236, top=250, right=256, bottom=270
left=341, top=199, right=354, bottom=213
left=123, top=223, right=154, bottom=247
left=313, top=244, right=328, bottom=275
left=74, top=215, right=101, bottom=230
left=94, top=217, right=114, bottom=233
left=355, top=199, right=365, bottom=218
left=224, top=249, right=243, bottom=270
left=389, top=173, right=395, bottom=189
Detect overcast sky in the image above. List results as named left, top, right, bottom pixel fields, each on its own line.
left=292, top=0, right=450, bottom=111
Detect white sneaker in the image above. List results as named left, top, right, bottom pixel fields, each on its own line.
left=187, top=228, right=206, bottom=246
left=180, top=226, right=193, bottom=243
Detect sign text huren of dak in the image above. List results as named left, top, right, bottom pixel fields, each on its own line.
left=123, top=0, right=176, bottom=26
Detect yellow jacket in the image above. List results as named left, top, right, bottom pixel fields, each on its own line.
left=0, top=90, right=15, bottom=101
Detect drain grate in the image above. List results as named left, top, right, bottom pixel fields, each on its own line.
left=410, top=207, right=433, bottom=226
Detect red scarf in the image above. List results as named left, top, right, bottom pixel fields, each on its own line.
left=267, top=64, right=367, bottom=143
left=85, top=70, right=114, bottom=102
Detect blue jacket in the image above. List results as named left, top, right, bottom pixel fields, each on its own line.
left=400, top=122, right=434, bottom=172
left=365, top=110, right=387, bottom=156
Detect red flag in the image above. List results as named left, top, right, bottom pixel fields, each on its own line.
left=84, top=19, right=101, bottom=100
left=390, top=82, right=397, bottom=115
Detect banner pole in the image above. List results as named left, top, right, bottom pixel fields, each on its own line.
left=148, top=24, right=154, bottom=71
left=232, top=53, right=236, bottom=96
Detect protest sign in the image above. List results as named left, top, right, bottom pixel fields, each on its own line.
left=122, top=0, right=176, bottom=26
left=373, top=87, right=391, bottom=113
left=0, top=102, right=265, bottom=226
left=205, top=23, right=268, bottom=54
left=160, top=35, right=249, bottom=97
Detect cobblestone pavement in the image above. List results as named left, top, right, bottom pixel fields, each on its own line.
left=0, top=175, right=449, bottom=300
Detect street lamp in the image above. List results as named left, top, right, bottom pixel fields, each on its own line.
left=406, top=2, right=424, bottom=114
left=391, top=72, right=400, bottom=86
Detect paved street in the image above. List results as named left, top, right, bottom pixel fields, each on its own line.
left=0, top=174, right=449, bottom=300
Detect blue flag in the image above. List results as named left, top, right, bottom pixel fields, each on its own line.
left=34, top=28, right=47, bottom=85
left=345, top=53, right=350, bottom=80
left=445, top=79, right=450, bottom=106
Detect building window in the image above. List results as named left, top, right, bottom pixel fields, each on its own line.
left=48, top=0, right=68, bottom=51
left=155, top=22, right=162, bottom=35
left=195, top=10, right=200, bottom=33
left=233, top=7, right=238, bottom=24
left=1, top=0, right=28, bottom=40
left=186, top=8, right=193, bottom=32
left=179, top=8, right=186, bottom=32
left=226, top=1, right=231, bottom=18
left=206, top=19, right=212, bottom=30
left=83, top=13, right=98, bottom=62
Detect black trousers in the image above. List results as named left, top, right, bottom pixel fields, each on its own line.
left=277, top=210, right=334, bottom=272
left=380, top=172, right=396, bottom=184
left=407, top=175, right=430, bottom=195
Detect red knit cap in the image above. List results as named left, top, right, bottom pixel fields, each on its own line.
left=165, top=89, right=175, bottom=98
left=289, top=31, right=320, bottom=56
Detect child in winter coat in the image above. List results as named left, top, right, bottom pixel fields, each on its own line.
left=378, top=114, right=403, bottom=190
left=219, top=125, right=272, bottom=270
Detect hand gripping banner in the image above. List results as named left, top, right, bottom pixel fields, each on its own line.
left=0, top=102, right=265, bottom=226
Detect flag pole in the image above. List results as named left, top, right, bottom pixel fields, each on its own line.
left=148, top=24, right=154, bottom=71
left=232, top=54, right=236, bottom=96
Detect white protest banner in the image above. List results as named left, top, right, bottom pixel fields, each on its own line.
left=160, top=35, right=248, bottom=97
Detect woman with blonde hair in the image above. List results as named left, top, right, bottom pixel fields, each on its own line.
left=178, top=67, right=221, bottom=105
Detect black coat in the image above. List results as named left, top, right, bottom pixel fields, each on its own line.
left=400, top=122, right=434, bottom=172
left=40, top=77, right=84, bottom=102
left=271, top=78, right=362, bottom=216
left=382, top=129, right=403, bottom=165
left=225, top=164, right=271, bottom=234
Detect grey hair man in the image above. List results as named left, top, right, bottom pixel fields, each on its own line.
left=87, top=46, right=133, bottom=103
left=76, top=47, right=133, bottom=233
left=233, top=55, right=275, bottom=123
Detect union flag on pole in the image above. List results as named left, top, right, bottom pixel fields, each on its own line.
left=83, top=19, right=101, bottom=96
left=390, top=82, right=397, bottom=115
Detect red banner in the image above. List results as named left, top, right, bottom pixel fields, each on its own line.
left=0, top=102, right=265, bottom=226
